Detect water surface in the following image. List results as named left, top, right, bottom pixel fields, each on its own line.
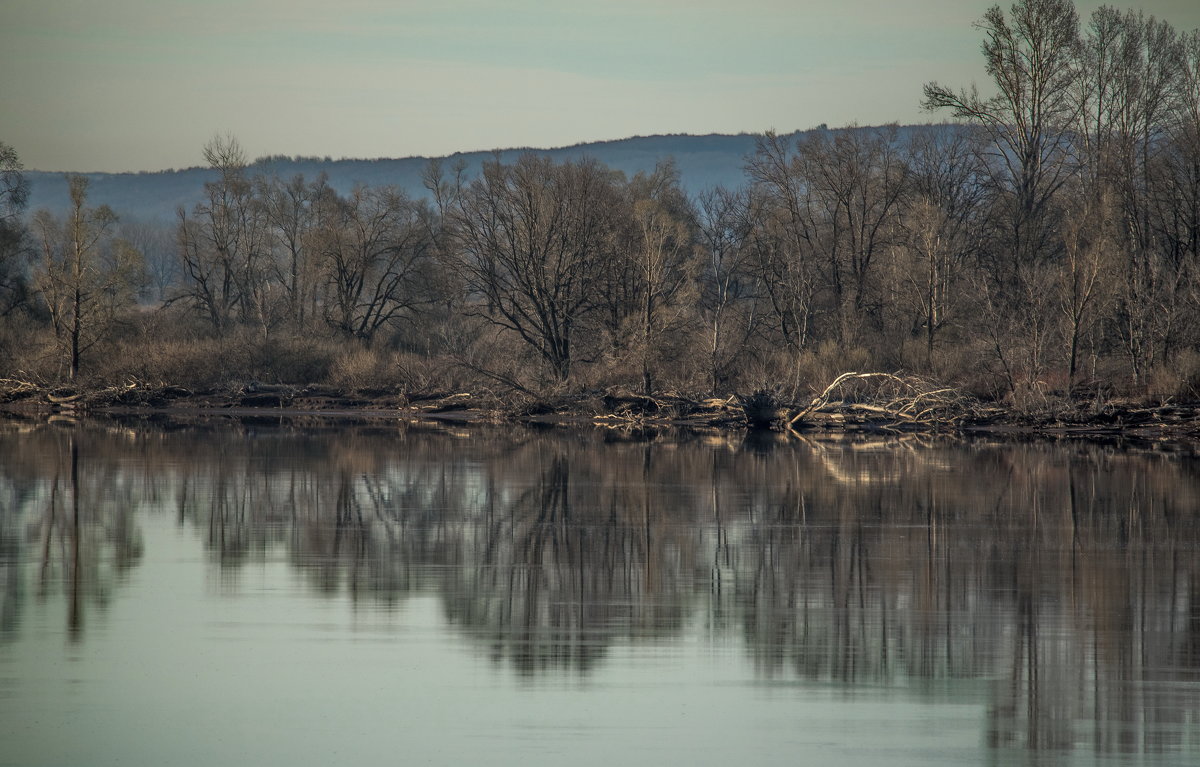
left=1, top=419, right=1198, bottom=765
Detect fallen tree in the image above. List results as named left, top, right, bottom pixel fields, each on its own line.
left=785, top=372, right=987, bottom=432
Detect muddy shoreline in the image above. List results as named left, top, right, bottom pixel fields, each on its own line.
left=3, top=379, right=1199, bottom=445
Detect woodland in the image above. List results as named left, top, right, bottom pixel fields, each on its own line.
left=2, top=0, right=1199, bottom=430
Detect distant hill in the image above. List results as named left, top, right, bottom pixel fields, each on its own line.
left=24, top=126, right=938, bottom=222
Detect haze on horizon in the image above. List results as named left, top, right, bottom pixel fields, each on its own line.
left=3, top=0, right=1199, bottom=173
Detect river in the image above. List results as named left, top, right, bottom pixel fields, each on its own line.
left=1, top=418, right=1197, bottom=765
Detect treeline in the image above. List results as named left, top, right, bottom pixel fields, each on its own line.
left=2, top=0, right=1199, bottom=405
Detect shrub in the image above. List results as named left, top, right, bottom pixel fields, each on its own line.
left=1147, top=350, right=1200, bottom=403
left=326, top=346, right=394, bottom=390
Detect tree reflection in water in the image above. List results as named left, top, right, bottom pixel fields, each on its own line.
left=0, top=419, right=1198, bottom=756
left=441, top=446, right=702, bottom=675
left=0, top=422, right=143, bottom=643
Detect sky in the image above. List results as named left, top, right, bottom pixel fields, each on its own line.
left=3, top=0, right=1199, bottom=173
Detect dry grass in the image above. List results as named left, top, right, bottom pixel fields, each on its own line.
left=1148, top=349, right=1200, bottom=402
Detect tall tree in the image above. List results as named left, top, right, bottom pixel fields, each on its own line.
left=32, top=176, right=142, bottom=381
left=625, top=162, right=698, bottom=394
left=743, top=131, right=822, bottom=354
left=259, top=172, right=330, bottom=328
left=314, top=185, right=436, bottom=344
left=116, top=217, right=177, bottom=304
left=175, top=135, right=270, bottom=333
left=892, top=126, right=988, bottom=371
left=1076, top=8, right=1189, bottom=383
left=747, top=125, right=908, bottom=347
left=445, top=154, right=622, bottom=381
left=803, top=124, right=908, bottom=343
left=1056, top=188, right=1117, bottom=392
left=697, top=185, right=758, bottom=392
left=924, top=0, right=1082, bottom=280
left=0, top=141, right=30, bottom=316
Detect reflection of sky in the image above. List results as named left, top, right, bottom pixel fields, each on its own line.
left=11, top=0, right=1199, bottom=172
left=1, top=512, right=985, bottom=767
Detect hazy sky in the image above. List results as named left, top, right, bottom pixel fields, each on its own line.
left=3, top=0, right=1199, bottom=172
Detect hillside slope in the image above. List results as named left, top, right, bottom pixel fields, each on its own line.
left=24, top=132, right=777, bottom=221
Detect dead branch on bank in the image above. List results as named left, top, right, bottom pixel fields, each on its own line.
left=45, top=390, right=85, bottom=405
left=786, top=372, right=981, bottom=432
left=0, top=378, right=40, bottom=402
left=593, top=390, right=744, bottom=428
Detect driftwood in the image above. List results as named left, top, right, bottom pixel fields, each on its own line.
left=0, top=378, right=43, bottom=406
left=46, top=390, right=85, bottom=405
left=593, top=390, right=743, bottom=427
left=787, top=372, right=979, bottom=432
left=0, top=378, right=39, bottom=394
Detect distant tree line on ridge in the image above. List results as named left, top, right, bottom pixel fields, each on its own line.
left=1, top=0, right=1199, bottom=406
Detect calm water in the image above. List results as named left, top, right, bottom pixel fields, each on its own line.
left=1, top=418, right=1198, bottom=766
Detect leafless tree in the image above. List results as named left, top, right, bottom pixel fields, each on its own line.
left=314, top=185, right=436, bottom=344
left=748, top=125, right=908, bottom=348
left=31, top=176, right=142, bottom=381
left=591, top=161, right=699, bottom=392
left=0, top=141, right=30, bottom=316
left=115, top=217, right=176, bottom=304
left=743, top=131, right=821, bottom=354
left=629, top=166, right=699, bottom=393
left=1056, top=189, right=1117, bottom=392
left=697, top=186, right=759, bottom=391
left=924, top=0, right=1083, bottom=281
left=1074, top=9, right=1190, bottom=384
left=258, top=172, right=330, bottom=328
left=175, top=135, right=271, bottom=333
left=891, top=127, right=988, bottom=371
left=444, top=154, right=622, bottom=381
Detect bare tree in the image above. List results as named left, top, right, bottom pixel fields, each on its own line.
left=892, top=127, right=988, bottom=371
left=807, top=125, right=909, bottom=342
left=924, top=0, right=1082, bottom=281
left=32, top=176, right=142, bottom=381
left=744, top=131, right=821, bottom=354
left=1074, top=9, right=1190, bottom=384
left=748, top=126, right=908, bottom=349
left=626, top=163, right=698, bottom=393
left=1164, top=30, right=1200, bottom=359
left=175, top=135, right=271, bottom=333
left=445, top=154, right=622, bottom=381
left=697, top=186, right=759, bottom=392
left=0, top=141, right=30, bottom=316
left=116, top=217, right=177, bottom=304
left=586, top=161, right=699, bottom=391
left=1056, top=189, right=1117, bottom=393
left=892, top=199, right=962, bottom=371
left=258, top=172, right=330, bottom=328
left=314, top=185, right=435, bottom=344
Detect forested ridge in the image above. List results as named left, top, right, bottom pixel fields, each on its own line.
left=2, top=0, right=1199, bottom=429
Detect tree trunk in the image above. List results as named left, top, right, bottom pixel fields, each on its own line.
left=70, top=288, right=81, bottom=381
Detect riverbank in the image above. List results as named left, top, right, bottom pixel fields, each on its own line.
left=2, top=376, right=1200, bottom=441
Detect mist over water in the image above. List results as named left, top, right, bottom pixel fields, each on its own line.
left=1, top=419, right=1198, bottom=766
